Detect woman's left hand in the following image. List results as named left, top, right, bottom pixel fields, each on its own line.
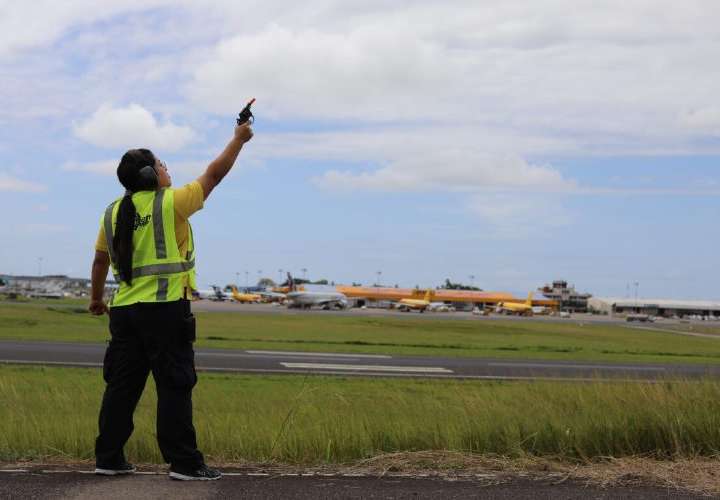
left=89, top=300, right=109, bottom=315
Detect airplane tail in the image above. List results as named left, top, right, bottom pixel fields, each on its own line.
left=526, top=292, right=533, bottom=306
left=287, top=272, right=296, bottom=292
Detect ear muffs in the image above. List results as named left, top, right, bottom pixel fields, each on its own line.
left=137, top=165, right=158, bottom=189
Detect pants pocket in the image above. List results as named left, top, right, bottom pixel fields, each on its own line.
left=182, top=314, right=196, bottom=343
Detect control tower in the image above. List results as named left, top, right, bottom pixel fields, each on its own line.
left=538, top=280, right=592, bottom=313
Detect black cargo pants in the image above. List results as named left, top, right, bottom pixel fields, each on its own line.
left=95, top=299, right=204, bottom=469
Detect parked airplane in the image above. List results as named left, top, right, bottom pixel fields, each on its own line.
left=395, top=289, right=433, bottom=312
left=195, top=286, right=230, bottom=301
left=427, top=302, right=456, bottom=312
left=496, top=293, right=534, bottom=316
left=255, top=290, right=287, bottom=303
left=284, top=273, right=348, bottom=310
left=230, top=286, right=262, bottom=303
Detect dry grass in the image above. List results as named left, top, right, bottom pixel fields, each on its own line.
left=344, top=452, right=720, bottom=496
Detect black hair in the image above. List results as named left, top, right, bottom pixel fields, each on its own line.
left=114, top=148, right=157, bottom=285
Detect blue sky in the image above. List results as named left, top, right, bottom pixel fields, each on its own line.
left=1, top=1, right=719, bottom=299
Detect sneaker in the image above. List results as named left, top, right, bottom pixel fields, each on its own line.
left=169, top=463, right=222, bottom=481
left=95, top=461, right=136, bottom=476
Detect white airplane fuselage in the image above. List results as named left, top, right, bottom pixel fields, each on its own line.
left=286, top=291, right=348, bottom=309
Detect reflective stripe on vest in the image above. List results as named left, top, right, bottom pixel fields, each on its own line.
left=103, top=188, right=196, bottom=306
left=104, top=201, right=119, bottom=264
left=153, top=189, right=167, bottom=259
left=112, top=259, right=195, bottom=282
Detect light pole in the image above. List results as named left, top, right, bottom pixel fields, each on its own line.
left=38, top=257, right=43, bottom=277
left=235, top=272, right=239, bottom=288
left=278, top=269, right=283, bottom=286
left=301, top=268, right=307, bottom=281
left=376, top=271, right=382, bottom=288
left=634, top=281, right=639, bottom=312
left=469, top=274, right=475, bottom=289
left=245, top=271, right=249, bottom=288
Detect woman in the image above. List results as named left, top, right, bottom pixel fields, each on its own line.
left=89, top=122, right=253, bottom=481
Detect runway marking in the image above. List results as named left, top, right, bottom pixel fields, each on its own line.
left=0, top=359, right=102, bottom=368
left=280, top=362, right=453, bottom=373
left=246, top=350, right=392, bottom=359
left=0, top=360, right=688, bottom=382
left=487, top=362, right=666, bottom=372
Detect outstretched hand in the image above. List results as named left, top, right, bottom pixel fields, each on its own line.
left=89, top=299, right=108, bottom=315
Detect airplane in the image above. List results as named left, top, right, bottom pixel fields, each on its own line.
left=194, top=285, right=231, bottom=301
left=395, top=289, right=433, bottom=312
left=496, top=292, right=534, bottom=316
left=230, top=285, right=262, bottom=304
left=427, top=302, right=456, bottom=312
left=254, top=290, right=287, bottom=303
left=284, top=273, right=348, bottom=310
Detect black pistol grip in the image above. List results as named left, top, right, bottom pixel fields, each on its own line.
left=236, top=112, right=253, bottom=125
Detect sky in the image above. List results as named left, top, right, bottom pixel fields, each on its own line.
left=1, top=0, right=719, bottom=299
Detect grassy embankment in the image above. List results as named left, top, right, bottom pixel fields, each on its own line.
left=2, top=299, right=720, bottom=364
left=1, top=364, right=720, bottom=464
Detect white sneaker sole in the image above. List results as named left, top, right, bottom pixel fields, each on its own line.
left=169, top=471, right=221, bottom=481
left=94, top=468, right=136, bottom=476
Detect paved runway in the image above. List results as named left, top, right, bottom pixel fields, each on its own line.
left=1, top=340, right=718, bottom=381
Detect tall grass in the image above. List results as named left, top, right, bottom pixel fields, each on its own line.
left=1, top=365, right=720, bottom=464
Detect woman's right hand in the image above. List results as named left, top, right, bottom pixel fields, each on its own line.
left=234, top=123, right=254, bottom=143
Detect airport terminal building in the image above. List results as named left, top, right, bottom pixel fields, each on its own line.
left=588, top=297, right=720, bottom=319
left=0, top=274, right=92, bottom=298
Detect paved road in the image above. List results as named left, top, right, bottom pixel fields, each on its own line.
left=0, top=470, right=703, bottom=499
left=1, top=340, right=718, bottom=381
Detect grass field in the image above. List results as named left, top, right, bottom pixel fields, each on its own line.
left=1, top=364, right=720, bottom=464
left=2, top=299, right=720, bottom=364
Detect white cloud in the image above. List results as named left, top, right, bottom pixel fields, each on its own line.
left=0, top=173, right=47, bottom=192
left=680, top=107, right=720, bottom=136
left=182, top=2, right=720, bottom=159
left=0, top=0, right=178, bottom=58
left=74, top=103, right=195, bottom=152
left=62, top=159, right=117, bottom=176
left=313, top=151, right=575, bottom=193
left=188, top=24, right=452, bottom=120
left=466, top=193, right=573, bottom=238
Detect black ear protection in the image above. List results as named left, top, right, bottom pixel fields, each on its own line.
left=137, top=164, right=158, bottom=189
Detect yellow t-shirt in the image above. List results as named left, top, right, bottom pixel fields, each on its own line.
left=95, top=181, right=204, bottom=291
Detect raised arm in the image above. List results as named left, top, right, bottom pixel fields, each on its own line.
left=196, top=123, right=253, bottom=200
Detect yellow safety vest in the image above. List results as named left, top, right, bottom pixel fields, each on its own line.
left=103, top=188, right=197, bottom=307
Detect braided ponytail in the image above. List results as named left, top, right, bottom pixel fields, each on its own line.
left=113, top=192, right=136, bottom=285
left=114, top=148, right=156, bottom=285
